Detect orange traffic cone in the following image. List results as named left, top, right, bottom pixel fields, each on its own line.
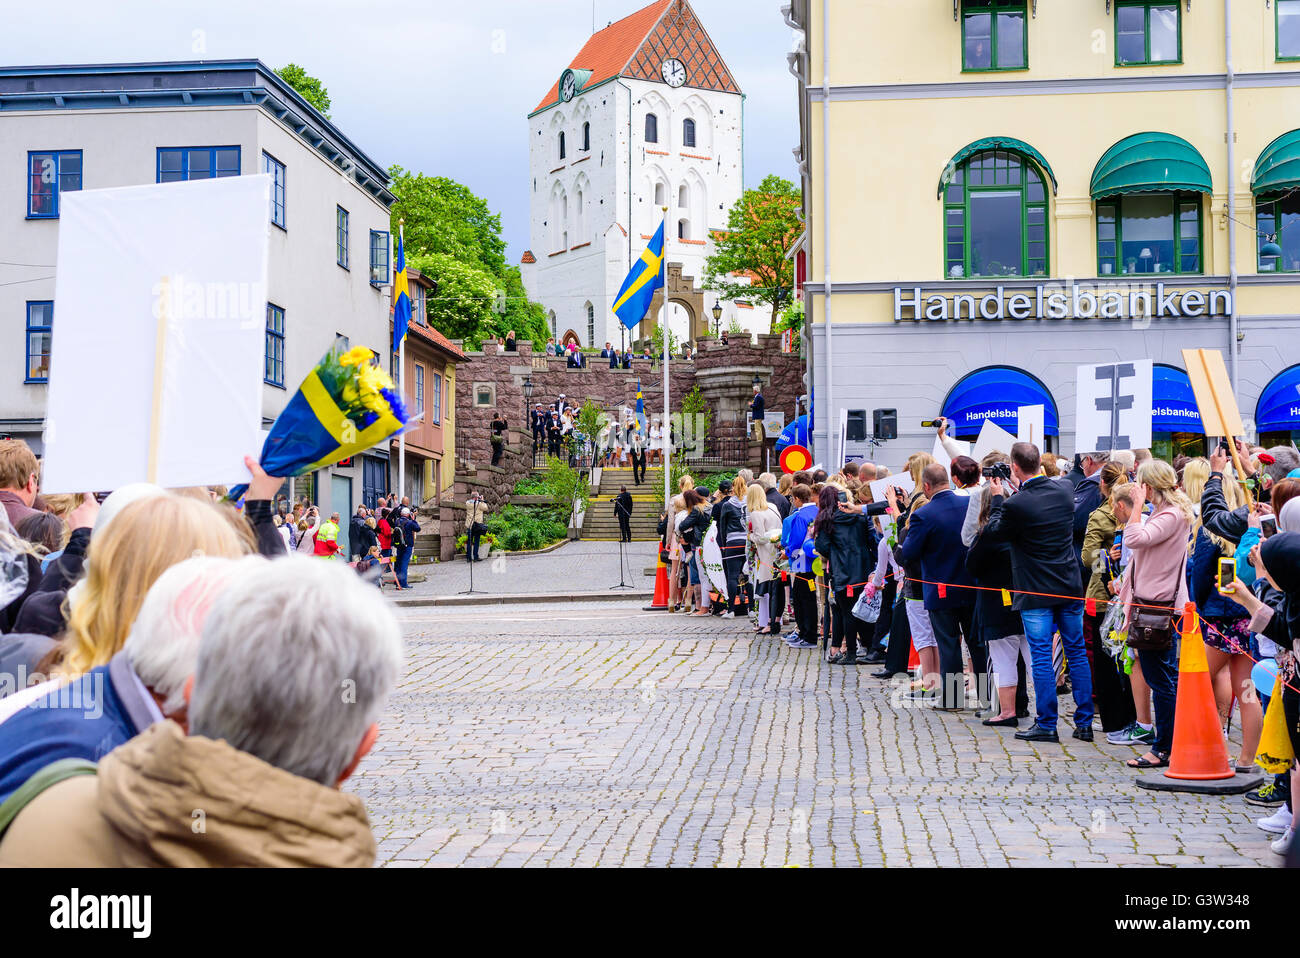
left=644, top=552, right=670, bottom=611
left=1137, top=604, right=1264, bottom=794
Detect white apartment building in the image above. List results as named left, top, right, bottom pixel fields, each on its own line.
left=521, top=0, right=750, bottom=349
left=0, top=60, right=401, bottom=547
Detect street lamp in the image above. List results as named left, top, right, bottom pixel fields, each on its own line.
left=711, top=301, right=723, bottom=337
left=752, top=374, right=762, bottom=390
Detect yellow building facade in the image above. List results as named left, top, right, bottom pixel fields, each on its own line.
left=788, top=0, right=1300, bottom=461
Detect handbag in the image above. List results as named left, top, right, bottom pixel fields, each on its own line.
left=1126, top=595, right=1176, bottom=651
left=852, top=587, right=883, bottom=624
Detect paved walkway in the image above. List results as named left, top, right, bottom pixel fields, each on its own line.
left=350, top=601, right=1280, bottom=868
left=404, top=541, right=658, bottom=599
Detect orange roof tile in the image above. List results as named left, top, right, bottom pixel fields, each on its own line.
left=532, top=0, right=671, bottom=114
left=520, top=249, right=537, bottom=264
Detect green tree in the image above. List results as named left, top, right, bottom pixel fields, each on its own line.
left=275, top=64, right=331, bottom=118
left=704, top=174, right=802, bottom=330
left=772, top=301, right=804, bottom=353
left=390, top=167, right=548, bottom=349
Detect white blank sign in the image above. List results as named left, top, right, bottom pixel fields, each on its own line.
left=1074, top=360, right=1153, bottom=454
left=42, top=176, right=270, bottom=493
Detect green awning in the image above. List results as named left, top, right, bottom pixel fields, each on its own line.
left=1090, top=132, right=1212, bottom=200
left=1251, top=129, right=1300, bottom=196
left=937, top=137, right=1059, bottom=199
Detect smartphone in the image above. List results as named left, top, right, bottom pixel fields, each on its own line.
left=837, top=490, right=848, bottom=504
left=1261, top=516, right=1278, bottom=538
left=1217, top=557, right=1236, bottom=593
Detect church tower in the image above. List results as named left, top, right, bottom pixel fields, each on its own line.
left=521, top=0, right=744, bottom=349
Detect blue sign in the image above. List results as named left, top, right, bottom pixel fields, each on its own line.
left=942, top=366, right=1059, bottom=439
left=1151, top=365, right=1204, bottom=434
left=776, top=414, right=809, bottom=453
left=1257, top=364, right=1300, bottom=433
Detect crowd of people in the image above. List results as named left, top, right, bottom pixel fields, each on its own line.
left=658, top=427, right=1300, bottom=859
left=0, top=438, right=403, bottom=865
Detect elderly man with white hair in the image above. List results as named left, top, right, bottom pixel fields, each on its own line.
left=0, top=555, right=248, bottom=805
left=0, top=555, right=403, bottom=867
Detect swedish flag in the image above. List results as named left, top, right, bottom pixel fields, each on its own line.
left=392, top=232, right=412, bottom=353
left=612, top=221, right=665, bottom=331
left=636, top=380, right=646, bottom=431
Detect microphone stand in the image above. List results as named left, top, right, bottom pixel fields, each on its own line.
left=611, top=498, right=632, bottom=590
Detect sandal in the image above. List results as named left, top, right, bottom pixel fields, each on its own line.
left=1127, top=752, right=1169, bottom=769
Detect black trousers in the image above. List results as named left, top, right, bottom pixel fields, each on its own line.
left=884, top=594, right=912, bottom=674
left=871, top=579, right=896, bottom=652
left=1083, top=611, right=1137, bottom=733
left=830, top=589, right=868, bottom=657
left=617, top=514, right=631, bottom=542
left=532, top=429, right=544, bottom=452
left=767, top=576, right=786, bottom=630
left=723, top=556, right=748, bottom=614
left=631, top=450, right=646, bottom=484
left=491, top=441, right=503, bottom=466
left=466, top=527, right=482, bottom=562
left=792, top=573, right=818, bottom=642
left=929, top=605, right=984, bottom=708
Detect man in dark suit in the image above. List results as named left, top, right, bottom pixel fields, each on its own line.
left=1072, top=451, right=1107, bottom=577
left=749, top=384, right=766, bottom=442
left=983, top=441, right=1095, bottom=744
left=609, top=348, right=619, bottom=369
left=531, top=404, right=546, bottom=454
left=600, top=342, right=612, bottom=358
left=614, top=486, right=634, bottom=543
left=897, top=463, right=983, bottom=709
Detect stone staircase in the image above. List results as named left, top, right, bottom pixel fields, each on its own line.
left=581, top=467, right=666, bottom=541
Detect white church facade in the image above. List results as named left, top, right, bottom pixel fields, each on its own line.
left=521, top=0, right=750, bottom=350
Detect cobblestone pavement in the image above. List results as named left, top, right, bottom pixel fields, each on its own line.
left=404, top=541, right=658, bottom=597
left=351, top=601, right=1281, bottom=867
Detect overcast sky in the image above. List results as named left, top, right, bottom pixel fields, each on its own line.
left=2, top=0, right=800, bottom=264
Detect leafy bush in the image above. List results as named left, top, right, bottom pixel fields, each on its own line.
left=512, top=475, right=550, bottom=496
left=485, top=505, right=568, bottom=553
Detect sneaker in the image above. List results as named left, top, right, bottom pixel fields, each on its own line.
left=791, top=639, right=818, bottom=649
left=1246, top=781, right=1288, bottom=808
left=1106, top=722, right=1155, bottom=746
left=720, top=612, right=735, bottom=619
left=1257, top=806, right=1293, bottom=834
left=1271, top=827, right=1294, bottom=855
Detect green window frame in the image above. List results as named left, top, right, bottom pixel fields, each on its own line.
left=1279, top=0, right=1300, bottom=61
left=1115, top=2, right=1182, bottom=66
left=943, top=150, right=1049, bottom=279
left=1257, top=192, right=1300, bottom=273
left=961, top=0, right=1028, bottom=72
left=1095, top=192, right=1203, bottom=276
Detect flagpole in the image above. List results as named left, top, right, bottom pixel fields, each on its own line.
left=661, top=206, right=670, bottom=516
left=398, top=222, right=406, bottom=510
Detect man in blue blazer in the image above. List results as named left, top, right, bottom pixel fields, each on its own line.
left=897, top=463, right=985, bottom=709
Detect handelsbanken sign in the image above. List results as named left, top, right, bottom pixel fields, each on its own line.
left=895, top=281, right=1233, bottom=322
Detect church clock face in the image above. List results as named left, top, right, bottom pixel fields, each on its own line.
left=560, top=70, right=577, bottom=102
left=661, top=58, right=686, bottom=88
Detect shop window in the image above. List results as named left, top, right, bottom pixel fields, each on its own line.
left=1281, top=0, right=1300, bottom=60
left=962, top=1, right=1027, bottom=71
left=943, top=149, right=1048, bottom=279
left=1115, top=2, right=1181, bottom=66
left=1096, top=193, right=1202, bottom=276
left=1257, top=192, right=1300, bottom=273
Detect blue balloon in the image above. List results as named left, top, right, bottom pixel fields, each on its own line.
left=1252, top=658, right=1279, bottom=694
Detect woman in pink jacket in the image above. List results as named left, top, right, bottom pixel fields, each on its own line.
left=1117, top=460, right=1194, bottom=770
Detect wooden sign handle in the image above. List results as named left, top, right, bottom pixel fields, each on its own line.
left=147, top=280, right=169, bottom=485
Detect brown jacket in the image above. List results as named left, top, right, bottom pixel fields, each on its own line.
left=0, top=721, right=376, bottom=867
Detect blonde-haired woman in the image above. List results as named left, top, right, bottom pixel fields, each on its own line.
left=49, top=495, right=253, bottom=679
left=1118, top=459, right=1193, bottom=770
left=668, top=494, right=687, bottom=612
left=296, top=507, right=321, bottom=555
left=1181, top=457, right=1261, bottom=770
left=747, top=484, right=781, bottom=634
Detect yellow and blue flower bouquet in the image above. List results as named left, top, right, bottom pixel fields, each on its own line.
left=229, top=345, right=409, bottom=500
